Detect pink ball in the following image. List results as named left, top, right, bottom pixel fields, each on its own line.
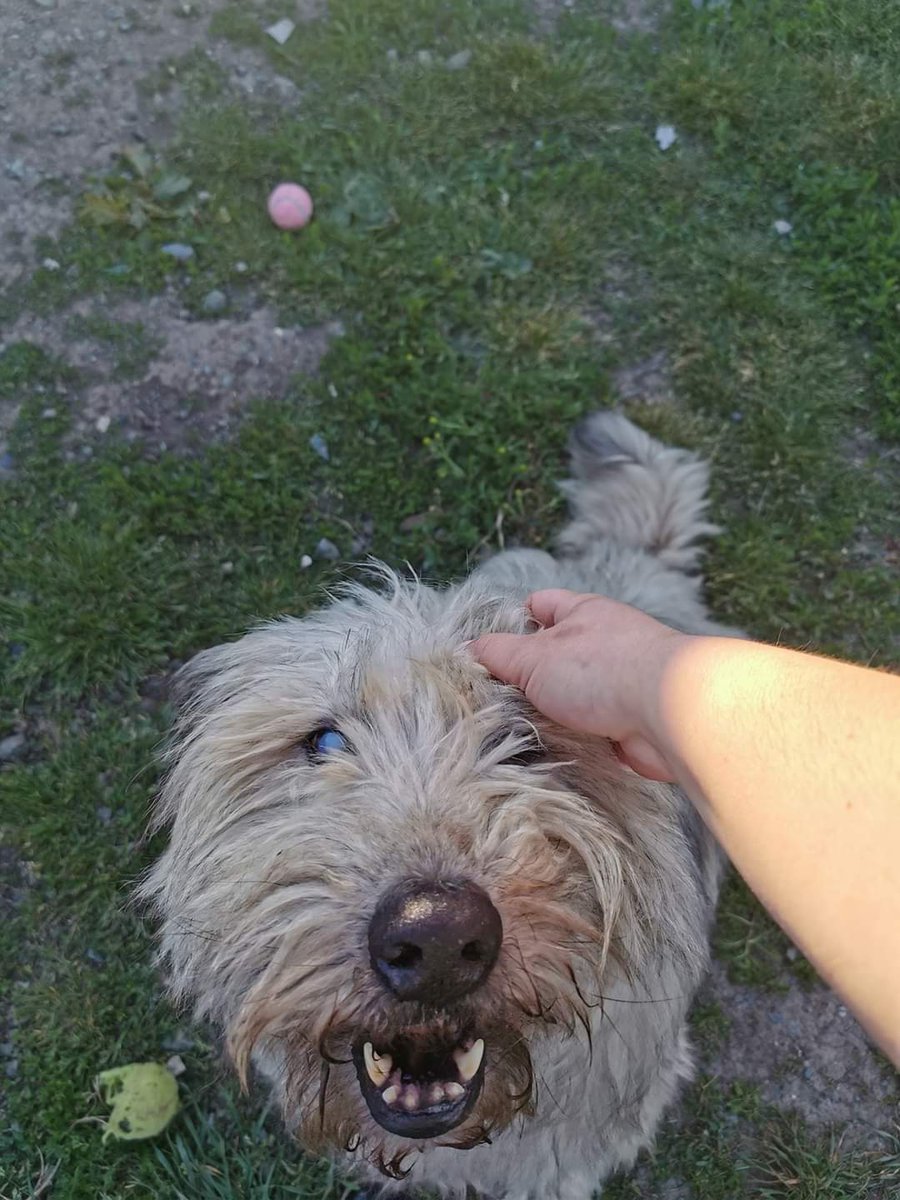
left=267, top=183, right=314, bottom=231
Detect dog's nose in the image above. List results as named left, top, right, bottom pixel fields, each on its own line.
left=368, top=879, right=502, bottom=1004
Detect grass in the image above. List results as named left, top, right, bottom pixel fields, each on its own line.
left=1, top=0, right=898, bottom=1196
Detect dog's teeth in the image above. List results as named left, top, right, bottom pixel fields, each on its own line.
left=363, top=1042, right=391, bottom=1086
left=402, top=1086, right=420, bottom=1112
left=382, top=1085, right=400, bottom=1105
left=453, top=1038, right=485, bottom=1083
left=427, top=1083, right=445, bottom=1106
left=445, top=1081, right=465, bottom=1100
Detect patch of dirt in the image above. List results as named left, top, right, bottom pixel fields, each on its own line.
left=700, top=962, right=899, bottom=1149
left=613, top=349, right=674, bottom=406
left=3, top=296, right=342, bottom=456
left=534, top=0, right=668, bottom=36
left=0, top=0, right=319, bottom=288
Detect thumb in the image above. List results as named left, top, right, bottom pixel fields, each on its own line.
left=468, top=632, right=539, bottom=690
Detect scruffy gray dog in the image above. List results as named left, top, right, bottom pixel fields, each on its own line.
left=141, top=413, right=732, bottom=1199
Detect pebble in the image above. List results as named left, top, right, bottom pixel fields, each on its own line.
left=5, top=160, right=26, bottom=181
left=0, top=1043, right=13, bottom=1058
left=42, top=258, right=61, bottom=271
left=416, top=49, right=434, bottom=66
left=202, top=288, right=227, bottom=314
left=166, top=1054, right=187, bottom=1077
left=300, top=554, right=313, bottom=569
left=655, top=124, right=677, bottom=151
left=220, top=561, right=234, bottom=574
left=85, top=948, right=106, bottom=968
left=96, top=805, right=113, bottom=825
left=96, top=415, right=111, bottom=433
left=4, top=1060, right=18, bottom=1081
left=386, top=48, right=399, bottom=64
left=446, top=49, right=473, bottom=71
left=161, top=242, right=195, bottom=261
left=773, top=219, right=793, bottom=236
left=309, top=433, right=330, bottom=461
left=235, top=260, right=248, bottom=273
left=0, top=733, right=25, bottom=762
left=265, top=17, right=295, bottom=45
left=0, top=451, right=14, bottom=478
left=41, top=408, right=57, bottom=419
left=315, top=537, right=340, bottom=562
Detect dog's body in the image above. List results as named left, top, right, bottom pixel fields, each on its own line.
left=142, top=414, right=733, bottom=1199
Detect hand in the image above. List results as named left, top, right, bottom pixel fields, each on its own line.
left=470, top=589, right=685, bottom=781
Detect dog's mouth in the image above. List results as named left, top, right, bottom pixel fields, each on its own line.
left=352, top=1033, right=485, bottom=1139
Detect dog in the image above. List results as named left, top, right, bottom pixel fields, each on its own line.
left=140, top=413, right=733, bottom=1198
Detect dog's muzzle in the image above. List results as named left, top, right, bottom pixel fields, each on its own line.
left=354, top=878, right=500, bottom=1137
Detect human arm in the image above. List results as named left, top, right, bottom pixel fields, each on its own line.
left=471, top=590, right=900, bottom=1066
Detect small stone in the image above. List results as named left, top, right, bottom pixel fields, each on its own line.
left=655, top=124, right=677, bottom=151
left=85, top=947, right=106, bottom=968
left=265, top=17, right=295, bottom=45
left=445, top=49, right=472, bottom=71
left=235, top=260, right=248, bottom=273
left=96, top=805, right=113, bottom=825
left=96, top=415, right=111, bottom=434
left=309, top=433, right=330, bottom=461
left=0, top=451, right=15, bottom=478
left=416, top=49, right=433, bottom=65
left=166, top=1054, right=187, bottom=1077
left=42, top=258, right=61, bottom=271
left=0, top=733, right=25, bottom=762
left=160, top=242, right=195, bottom=261
left=196, top=190, right=211, bottom=203
left=299, top=554, right=313, bottom=569
left=220, top=561, right=234, bottom=574
left=773, top=219, right=793, bottom=236
left=315, top=537, right=340, bottom=562
left=386, top=48, right=399, bottom=64
left=202, top=288, right=227, bottom=314
left=105, top=263, right=130, bottom=276
left=118, top=19, right=133, bottom=31
left=4, top=1059, right=18, bottom=1080
left=730, top=411, right=743, bottom=423
left=41, top=407, right=57, bottom=419
left=400, top=512, right=428, bottom=532
left=0, top=1043, right=13, bottom=1058
left=785, top=946, right=798, bottom=962
left=5, top=160, right=26, bottom=181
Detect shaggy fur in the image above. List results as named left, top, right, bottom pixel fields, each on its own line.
left=140, top=413, right=734, bottom=1199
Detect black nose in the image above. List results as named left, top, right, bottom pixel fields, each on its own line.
left=368, top=879, right=503, bottom=1004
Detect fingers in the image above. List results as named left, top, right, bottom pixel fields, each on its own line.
left=468, top=632, right=538, bottom=690
left=525, top=589, right=584, bottom=629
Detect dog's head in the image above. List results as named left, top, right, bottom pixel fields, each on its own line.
left=141, top=568, right=706, bottom=1174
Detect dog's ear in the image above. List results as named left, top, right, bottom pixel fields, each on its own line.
left=168, top=636, right=269, bottom=732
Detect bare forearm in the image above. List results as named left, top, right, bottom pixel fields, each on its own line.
left=648, top=636, right=900, bottom=1063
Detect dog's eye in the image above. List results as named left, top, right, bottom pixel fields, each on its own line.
left=306, top=727, right=350, bottom=759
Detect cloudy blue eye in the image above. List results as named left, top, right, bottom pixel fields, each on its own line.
left=307, top=727, right=350, bottom=759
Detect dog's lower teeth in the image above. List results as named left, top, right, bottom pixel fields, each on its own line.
left=427, top=1083, right=445, bottom=1106
left=402, top=1086, right=420, bottom=1112
left=453, top=1038, right=485, bottom=1083
left=382, top=1085, right=400, bottom=1105
left=445, top=1081, right=465, bottom=1100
